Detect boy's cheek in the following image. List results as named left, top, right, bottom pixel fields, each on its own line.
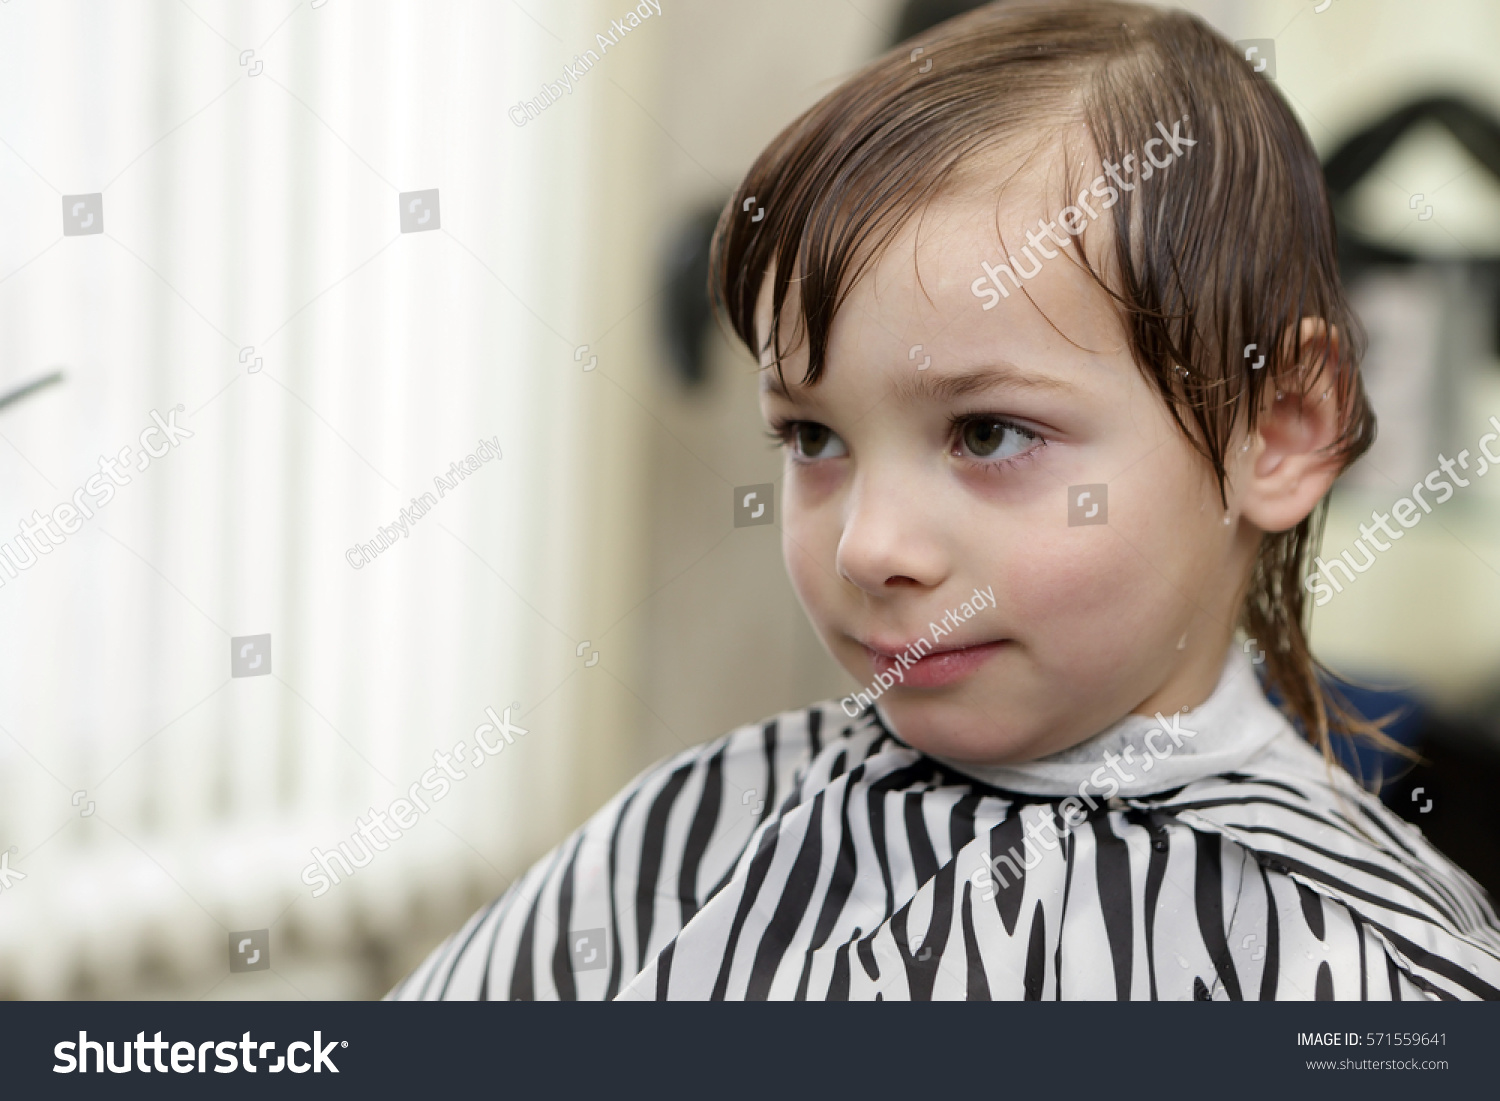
left=980, top=522, right=1137, bottom=607
left=991, top=531, right=1185, bottom=648
left=781, top=523, right=838, bottom=623
left=776, top=479, right=1209, bottom=649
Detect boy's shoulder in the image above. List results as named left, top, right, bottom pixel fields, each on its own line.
left=1143, top=728, right=1500, bottom=984
left=1157, top=726, right=1480, bottom=892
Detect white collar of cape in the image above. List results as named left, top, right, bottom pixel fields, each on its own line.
left=898, top=642, right=1294, bottom=797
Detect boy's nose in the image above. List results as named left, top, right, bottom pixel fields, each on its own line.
left=835, top=478, right=947, bottom=595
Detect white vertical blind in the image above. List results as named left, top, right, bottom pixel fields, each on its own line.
left=0, top=0, right=643, bottom=998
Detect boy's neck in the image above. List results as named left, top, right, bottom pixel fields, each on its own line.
left=1130, top=627, right=1240, bottom=720
left=915, top=640, right=1291, bottom=799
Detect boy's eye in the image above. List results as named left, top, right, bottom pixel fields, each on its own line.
left=956, top=417, right=1039, bottom=462
left=781, top=421, right=848, bottom=460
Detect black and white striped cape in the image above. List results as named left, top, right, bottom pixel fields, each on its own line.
left=389, top=700, right=1500, bottom=1001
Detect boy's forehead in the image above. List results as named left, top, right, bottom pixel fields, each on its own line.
left=749, top=207, right=1014, bottom=359
left=758, top=247, right=1118, bottom=387
left=752, top=134, right=1120, bottom=386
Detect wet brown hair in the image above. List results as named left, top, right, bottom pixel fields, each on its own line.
left=709, top=0, right=1405, bottom=766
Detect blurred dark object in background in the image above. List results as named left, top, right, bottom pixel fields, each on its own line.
left=0, top=369, right=64, bottom=413
left=1323, top=679, right=1427, bottom=791
left=1318, top=94, right=1500, bottom=905
left=1263, top=674, right=1500, bottom=902
left=892, top=0, right=993, bottom=44
left=1382, top=708, right=1500, bottom=906
left=1324, top=94, right=1500, bottom=354
left=661, top=205, right=723, bottom=387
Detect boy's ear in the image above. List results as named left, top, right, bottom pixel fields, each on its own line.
left=1236, top=318, right=1346, bottom=535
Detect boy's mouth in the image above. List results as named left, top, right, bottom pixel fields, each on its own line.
left=861, top=638, right=1008, bottom=690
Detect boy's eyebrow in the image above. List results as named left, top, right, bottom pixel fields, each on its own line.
left=761, top=362, right=1078, bottom=402
left=893, top=364, right=1079, bottom=403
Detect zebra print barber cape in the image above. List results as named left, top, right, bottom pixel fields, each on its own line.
left=390, top=647, right=1500, bottom=1001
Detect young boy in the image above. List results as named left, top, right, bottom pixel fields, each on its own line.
left=391, top=0, right=1500, bottom=1000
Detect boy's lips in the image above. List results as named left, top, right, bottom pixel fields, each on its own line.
left=861, top=637, right=1008, bottom=689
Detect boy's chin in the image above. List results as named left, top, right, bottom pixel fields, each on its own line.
left=876, top=695, right=1052, bottom=768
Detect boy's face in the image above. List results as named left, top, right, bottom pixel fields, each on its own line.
left=757, top=179, right=1263, bottom=766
